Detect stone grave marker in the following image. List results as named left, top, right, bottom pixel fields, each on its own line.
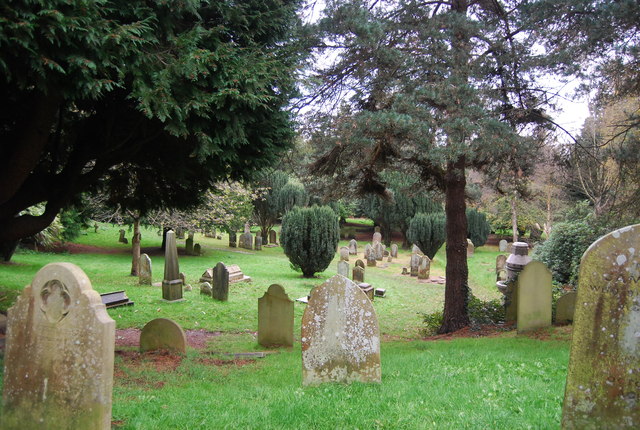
left=185, top=232, right=194, bottom=255
left=418, top=256, right=431, bottom=279
left=358, top=282, right=374, bottom=301
left=355, top=259, right=365, bottom=269
left=562, top=224, right=640, bottom=429
left=337, top=260, right=350, bottom=278
left=200, top=281, right=212, bottom=296
left=410, top=253, right=420, bottom=277
left=162, top=230, right=183, bottom=302
left=229, top=231, right=237, bottom=248
left=466, top=239, right=475, bottom=257
left=239, top=223, right=253, bottom=250
left=349, top=239, right=358, bottom=255
left=138, top=253, right=152, bottom=285
left=193, top=243, right=201, bottom=256
left=269, top=229, right=277, bottom=245
left=140, top=318, right=187, bottom=354
left=353, top=265, right=365, bottom=283
left=402, top=267, right=409, bottom=275
left=118, top=229, right=126, bottom=243
left=412, top=244, right=423, bottom=255
left=496, top=254, right=507, bottom=275
left=374, top=242, right=384, bottom=261
left=555, top=291, right=577, bottom=324
left=301, top=275, right=381, bottom=386
left=387, top=255, right=392, bottom=263
left=499, top=239, right=508, bottom=252
left=517, top=261, right=552, bottom=333
left=372, top=231, right=382, bottom=244
left=367, top=253, right=377, bottom=267
left=254, top=235, right=263, bottom=251
left=391, top=244, right=398, bottom=258
left=258, top=284, right=294, bottom=347
left=339, top=246, right=350, bottom=261
left=212, top=262, right=230, bottom=301
left=1, top=263, right=115, bottom=430
left=364, top=244, right=372, bottom=260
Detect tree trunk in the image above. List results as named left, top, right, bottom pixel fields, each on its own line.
left=438, top=158, right=470, bottom=334
left=511, top=192, right=519, bottom=243
left=130, top=216, right=141, bottom=276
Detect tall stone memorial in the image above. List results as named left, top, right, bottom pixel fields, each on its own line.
left=228, top=231, right=237, bottom=248
left=162, top=230, right=183, bottom=302
left=372, top=231, right=382, bottom=244
left=212, top=262, right=230, bottom=302
left=374, top=242, right=384, bottom=261
left=1, top=263, right=115, bottom=430
left=516, top=261, right=552, bottom=333
left=301, top=275, right=381, bottom=386
left=138, top=253, right=152, bottom=285
left=254, top=235, right=263, bottom=251
left=562, top=224, right=640, bottom=429
left=258, top=284, right=294, bottom=347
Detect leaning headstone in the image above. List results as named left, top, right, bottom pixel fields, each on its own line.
left=372, top=231, right=382, bottom=244
left=390, top=244, right=398, bottom=258
left=258, top=284, right=294, bottom=348
left=200, top=281, right=212, bottom=296
left=516, top=261, right=552, bottom=333
left=555, top=291, right=577, bottom=324
left=410, top=253, right=420, bottom=276
left=337, top=260, right=350, bottom=278
left=140, top=318, right=187, bottom=354
left=118, top=229, right=126, bottom=243
left=254, top=235, right=263, bottom=251
left=162, top=230, right=183, bottom=302
left=411, top=244, right=423, bottom=255
left=353, top=265, right=365, bottom=283
left=418, top=256, right=431, bottom=279
left=339, top=246, right=350, bottom=261
left=269, top=229, right=277, bottom=245
left=349, top=239, right=358, bottom=255
left=499, top=239, right=508, bottom=252
left=228, top=231, right=237, bottom=248
left=367, top=253, right=377, bottom=267
left=355, top=259, right=365, bottom=269
left=374, top=242, right=384, bottom=261
left=562, top=224, right=640, bottom=429
left=301, top=275, right=381, bottom=386
left=138, top=253, right=152, bottom=285
left=466, top=239, right=475, bottom=257
left=1, top=263, right=115, bottom=430
left=185, top=232, right=194, bottom=255
left=193, top=243, right=201, bottom=256
left=212, top=262, right=229, bottom=301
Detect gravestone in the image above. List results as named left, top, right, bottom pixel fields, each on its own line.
left=358, top=282, right=374, bottom=301
left=402, top=267, right=409, bottom=275
left=499, top=239, right=508, bottom=252
left=387, top=255, right=392, bottom=263
left=367, top=253, right=377, bottom=267
left=372, top=231, right=382, bottom=244
left=269, top=229, right=277, bottom=245
left=496, top=255, right=507, bottom=276
left=1, top=263, right=115, bottom=430
left=228, top=231, right=237, bottom=248
left=193, top=243, right=201, bottom=256
left=355, top=259, right=365, bottom=269
left=374, top=242, right=384, bottom=261
left=200, top=281, right=212, bottom=296
left=185, top=232, right=194, bottom=255
left=412, top=244, right=423, bottom=255
left=258, top=284, right=294, bottom=347
left=562, top=224, right=640, bottom=429
left=364, top=244, right=373, bottom=259
left=162, top=230, right=183, bottom=302
left=517, top=261, right=552, bottom=333
left=410, top=253, right=420, bottom=277
left=140, top=318, right=187, bottom=354
left=498, top=242, right=532, bottom=323
left=418, top=256, right=431, bottom=279
left=212, top=262, right=230, bottom=301
left=339, top=246, right=350, bottom=261
left=466, top=239, right=475, bottom=257
left=118, top=229, right=126, bottom=243
left=239, top=223, right=253, bottom=250
left=353, top=265, right=365, bottom=283
left=349, top=239, right=358, bottom=255
left=254, top=235, right=263, bottom=251
left=138, top=253, right=152, bottom=285
left=301, top=275, right=381, bottom=386
left=337, top=260, right=350, bottom=278
left=391, top=244, right=398, bottom=258
left=555, top=291, right=577, bottom=324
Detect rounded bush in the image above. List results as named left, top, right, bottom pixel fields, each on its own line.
left=466, top=208, right=491, bottom=247
left=406, top=212, right=446, bottom=259
left=280, top=205, right=340, bottom=278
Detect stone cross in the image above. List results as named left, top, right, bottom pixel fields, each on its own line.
left=352, top=265, right=365, bottom=283
left=258, top=284, right=294, bottom=347
left=516, top=261, right=552, bottom=333
left=162, top=230, right=183, bottom=302
left=212, top=262, right=229, bottom=301
left=555, top=291, right=576, bottom=324
left=337, top=260, right=349, bottom=278
left=138, top=253, right=152, bottom=285
left=499, top=239, right=508, bottom=252
left=140, top=318, right=187, bottom=354
left=339, top=246, right=350, bottom=261
left=562, top=224, right=640, bottom=429
left=410, top=253, right=420, bottom=276
left=1, top=263, right=115, bottom=429
left=301, top=275, right=381, bottom=386
left=390, top=244, right=398, bottom=258
left=349, top=239, right=358, bottom=255
left=418, top=256, right=431, bottom=279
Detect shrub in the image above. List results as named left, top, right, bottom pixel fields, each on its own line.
left=466, top=208, right=491, bottom=247
left=280, top=205, right=340, bottom=278
left=406, top=212, right=446, bottom=259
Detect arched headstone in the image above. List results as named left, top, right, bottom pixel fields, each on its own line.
left=353, top=265, right=365, bottom=283
left=339, top=246, right=350, bottom=261
left=499, top=239, right=508, bottom=252
left=258, top=284, right=294, bottom=347
left=348, top=239, right=358, bottom=255
left=140, top=318, right=187, bottom=354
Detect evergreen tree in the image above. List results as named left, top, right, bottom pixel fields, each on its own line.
left=406, top=213, right=446, bottom=260
left=466, top=208, right=491, bottom=247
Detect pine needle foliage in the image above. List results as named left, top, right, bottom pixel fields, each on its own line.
left=406, top=212, right=446, bottom=259
left=280, top=205, right=340, bottom=278
left=466, top=208, right=491, bottom=247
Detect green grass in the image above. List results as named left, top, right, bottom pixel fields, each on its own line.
left=0, top=225, right=568, bottom=429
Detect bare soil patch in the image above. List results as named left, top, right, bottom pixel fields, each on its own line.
left=115, top=328, right=222, bottom=349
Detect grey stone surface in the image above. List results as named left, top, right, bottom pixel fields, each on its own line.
left=140, top=318, right=187, bottom=354
left=555, top=291, right=576, bottom=324
left=499, top=239, right=508, bottom=252
left=339, top=246, right=350, bottom=261
left=138, top=253, right=152, bottom=285
left=390, top=244, right=398, bottom=258
left=162, top=230, right=183, bottom=302
left=466, top=239, right=474, bottom=257
left=349, top=239, right=358, bottom=255
left=200, top=282, right=212, bottom=296
left=418, top=256, right=431, bottom=279
left=411, top=244, right=423, bottom=255
left=410, top=253, right=420, bottom=277
left=372, top=232, right=382, bottom=244
left=337, top=260, right=349, bottom=278
left=254, top=235, right=263, bottom=251
left=374, top=242, right=384, bottom=261
left=352, top=265, right=365, bottom=283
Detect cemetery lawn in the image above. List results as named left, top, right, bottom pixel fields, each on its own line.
left=0, top=223, right=571, bottom=429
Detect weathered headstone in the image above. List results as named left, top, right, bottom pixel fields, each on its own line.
left=185, top=232, right=194, bottom=255
left=391, top=244, right=398, bottom=258
left=499, top=239, right=508, bottom=252
left=239, top=223, right=253, bottom=250
left=118, top=229, right=126, bottom=243
left=254, top=235, right=263, bottom=251
left=301, top=275, right=381, bottom=386
left=466, top=239, right=475, bottom=257
left=200, top=281, right=212, bottom=296
left=269, top=229, right=277, bottom=245
left=562, top=224, right=640, bottom=429
left=228, top=231, right=237, bottom=248
left=258, top=284, right=294, bottom=347
left=496, top=254, right=507, bottom=275
left=555, top=291, right=577, bottom=324
left=410, top=253, right=420, bottom=277
left=358, top=282, right=374, bottom=301
left=339, top=246, right=350, bottom=261
left=355, top=259, right=365, bottom=269
left=387, top=255, right=392, bottom=262
left=517, top=261, right=552, bottom=333
left=1, top=263, right=115, bottom=430
left=162, top=230, right=183, bottom=302
left=353, top=265, right=365, bottom=283
left=138, top=253, right=152, bottom=285
left=374, top=242, right=384, bottom=261
left=337, top=260, right=350, bottom=278
left=140, top=318, right=187, bottom=354
left=364, top=244, right=373, bottom=259
left=367, top=253, right=377, bottom=267
left=212, top=262, right=229, bottom=301
left=412, top=244, right=423, bottom=255
left=193, top=243, right=201, bottom=256
left=372, top=231, right=382, bottom=244
left=418, top=256, right=431, bottom=279
left=349, top=239, right=358, bottom=255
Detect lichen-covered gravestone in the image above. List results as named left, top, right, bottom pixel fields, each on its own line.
left=212, top=262, right=230, bottom=301
left=301, top=275, right=381, bottom=386
left=499, top=239, right=508, bottom=252
left=254, top=235, right=263, bottom=251
left=337, top=260, right=349, bottom=278
left=418, top=256, right=431, bottom=279
left=140, top=318, right=187, bottom=354
left=556, top=291, right=577, bottom=324
left=258, top=284, right=294, bottom=347
left=364, top=244, right=372, bottom=259
left=391, top=244, right=398, bottom=258
left=374, top=242, right=384, bottom=261
left=138, top=253, right=152, bottom=285
left=339, top=246, right=350, bottom=261
left=355, top=259, right=365, bottom=269
left=496, top=254, right=507, bottom=276
left=349, top=239, right=358, bottom=255
left=353, top=265, right=365, bottom=283
left=162, top=230, right=183, bottom=302
left=517, top=261, right=552, bottom=333
left=367, top=253, right=377, bottom=267
left=412, top=244, right=422, bottom=255
left=1, top=263, right=115, bottom=430
left=372, top=231, right=382, bottom=244
left=562, top=224, right=640, bottom=429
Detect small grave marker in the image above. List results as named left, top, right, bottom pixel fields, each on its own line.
left=140, top=318, right=187, bottom=354
left=555, top=291, right=577, bottom=324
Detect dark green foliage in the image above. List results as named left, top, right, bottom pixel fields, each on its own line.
left=422, top=293, right=505, bottom=336
left=406, top=213, right=446, bottom=259
left=59, top=208, right=91, bottom=241
left=466, top=209, right=491, bottom=247
left=277, top=182, right=309, bottom=215
left=253, top=171, right=307, bottom=240
left=280, top=206, right=340, bottom=278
